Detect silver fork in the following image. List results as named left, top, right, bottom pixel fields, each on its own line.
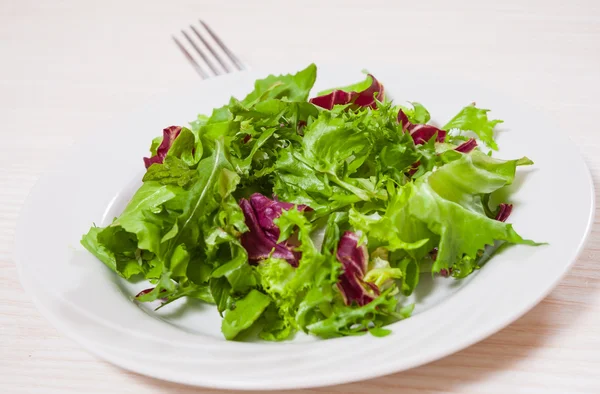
left=173, top=20, right=244, bottom=79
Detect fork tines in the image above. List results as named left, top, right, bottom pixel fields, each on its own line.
left=173, top=20, right=244, bottom=79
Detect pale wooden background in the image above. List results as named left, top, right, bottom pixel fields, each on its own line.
left=1, top=0, right=599, bottom=393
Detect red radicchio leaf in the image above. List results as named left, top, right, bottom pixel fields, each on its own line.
left=143, top=126, right=182, bottom=169
left=397, top=109, right=410, bottom=131
left=407, top=138, right=474, bottom=178
left=495, top=203, right=513, bottom=222
left=455, top=138, right=478, bottom=153
left=405, top=124, right=476, bottom=179
left=409, top=124, right=446, bottom=144
left=239, top=194, right=309, bottom=267
left=353, top=75, right=385, bottom=108
left=310, top=90, right=355, bottom=110
left=135, top=288, right=154, bottom=298
left=430, top=248, right=453, bottom=277
left=398, top=109, right=446, bottom=145
left=135, top=287, right=168, bottom=302
left=309, top=75, right=385, bottom=110
left=439, top=268, right=453, bottom=278
left=247, top=193, right=309, bottom=242
left=336, top=231, right=379, bottom=306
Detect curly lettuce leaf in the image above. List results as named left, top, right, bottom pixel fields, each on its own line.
left=82, top=139, right=242, bottom=301
left=362, top=249, right=404, bottom=291
left=431, top=150, right=532, bottom=214
left=378, top=141, right=421, bottom=182
left=348, top=184, right=434, bottom=260
left=352, top=148, right=537, bottom=275
left=274, top=105, right=403, bottom=211
left=408, top=179, right=536, bottom=273
left=306, top=288, right=406, bottom=338
left=443, top=106, right=503, bottom=150
left=364, top=265, right=403, bottom=289
left=81, top=180, right=181, bottom=279
left=81, top=226, right=148, bottom=279
left=398, top=102, right=431, bottom=124
left=227, top=99, right=318, bottom=178
left=273, top=147, right=360, bottom=215
left=254, top=207, right=341, bottom=337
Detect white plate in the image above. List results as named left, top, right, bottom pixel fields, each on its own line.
left=15, top=65, right=594, bottom=390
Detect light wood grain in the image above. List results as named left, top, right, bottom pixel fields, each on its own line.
left=1, top=0, right=599, bottom=392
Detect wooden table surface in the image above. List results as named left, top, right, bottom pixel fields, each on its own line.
left=2, top=0, right=599, bottom=393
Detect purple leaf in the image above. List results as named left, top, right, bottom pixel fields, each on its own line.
left=248, top=194, right=285, bottom=243
left=495, top=203, right=513, bottom=222
left=135, top=288, right=155, bottom=298
left=397, top=109, right=411, bottom=131
left=309, top=75, right=385, bottom=110
left=352, top=75, right=385, bottom=108
left=336, top=231, right=379, bottom=306
left=410, top=124, right=447, bottom=144
left=398, top=109, right=446, bottom=145
left=248, top=193, right=309, bottom=242
left=455, top=138, right=478, bottom=153
left=239, top=194, right=308, bottom=267
left=439, top=268, right=453, bottom=278
left=310, top=90, right=356, bottom=110
left=143, top=126, right=182, bottom=168
left=135, top=287, right=168, bottom=302
left=430, top=248, right=453, bottom=277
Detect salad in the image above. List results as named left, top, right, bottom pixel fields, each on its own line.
left=82, top=64, right=537, bottom=341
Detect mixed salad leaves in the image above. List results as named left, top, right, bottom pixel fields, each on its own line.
left=82, top=64, right=538, bottom=340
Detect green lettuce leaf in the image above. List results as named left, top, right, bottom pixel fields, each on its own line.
left=364, top=260, right=403, bottom=289
left=81, top=180, right=181, bottom=279
left=242, top=64, right=317, bottom=105
left=160, top=139, right=237, bottom=258
left=316, top=72, right=373, bottom=96
left=430, top=150, right=531, bottom=214
left=166, top=127, right=202, bottom=166
left=142, top=156, right=197, bottom=188
left=274, top=104, right=407, bottom=212
left=221, top=289, right=271, bottom=340
left=273, top=147, right=353, bottom=214
left=253, top=208, right=341, bottom=339
left=397, top=257, right=420, bottom=296
left=408, top=179, right=536, bottom=273
left=398, top=102, right=431, bottom=124
left=82, top=138, right=242, bottom=299
left=443, top=106, right=503, bottom=150
left=306, top=289, right=403, bottom=338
